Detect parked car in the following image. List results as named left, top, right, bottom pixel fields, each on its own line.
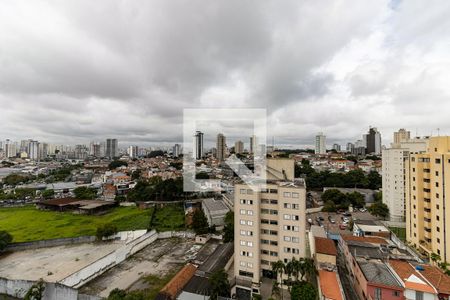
left=342, top=217, right=350, bottom=223
left=343, top=212, right=352, bottom=217
left=307, top=218, right=313, bottom=224
left=339, top=224, right=347, bottom=230
left=328, top=216, right=336, bottom=224
left=359, top=208, right=367, bottom=212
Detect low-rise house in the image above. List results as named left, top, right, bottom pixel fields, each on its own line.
left=314, top=237, right=337, bottom=270
left=353, top=220, right=390, bottom=238
left=389, top=259, right=438, bottom=300
left=318, top=270, right=344, bottom=300
left=201, top=198, right=229, bottom=229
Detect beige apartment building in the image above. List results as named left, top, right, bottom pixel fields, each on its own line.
left=406, top=136, right=450, bottom=264
left=233, top=159, right=306, bottom=296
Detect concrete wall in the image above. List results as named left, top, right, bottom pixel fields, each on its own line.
left=0, top=277, right=100, bottom=300
left=59, top=230, right=159, bottom=288
left=6, top=236, right=96, bottom=251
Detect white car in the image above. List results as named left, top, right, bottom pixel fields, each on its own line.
left=360, top=208, right=367, bottom=212
left=342, top=217, right=349, bottom=223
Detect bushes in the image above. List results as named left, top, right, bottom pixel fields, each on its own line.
left=321, top=189, right=365, bottom=211
left=0, top=230, right=13, bottom=251
left=96, top=223, right=118, bottom=240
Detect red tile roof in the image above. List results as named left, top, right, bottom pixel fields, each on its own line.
left=315, top=237, right=337, bottom=256
left=319, top=270, right=343, bottom=300
left=420, top=264, right=450, bottom=295
left=341, top=234, right=388, bottom=245
left=389, top=260, right=436, bottom=294
left=160, top=264, right=197, bottom=299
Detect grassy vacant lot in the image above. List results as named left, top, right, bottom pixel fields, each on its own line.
left=390, top=227, right=406, bottom=241
left=0, top=206, right=152, bottom=242
left=151, top=204, right=186, bottom=232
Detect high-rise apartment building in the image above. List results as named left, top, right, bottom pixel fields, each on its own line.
left=234, top=159, right=306, bottom=297
left=193, top=131, right=204, bottom=160
left=332, top=143, right=341, bottom=152
left=235, top=140, right=244, bottom=155
left=406, top=136, right=450, bottom=264
left=394, top=128, right=411, bottom=146
left=382, top=137, right=427, bottom=222
left=346, top=142, right=354, bottom=153
left=27, top=140, right=39, bottom=161
left=366, top=127, right=382, bottom=155
left=250, top=135, right=257, bottom=154
left=128, top=145, right=138, bottom=158
left=173, top=144, right=181, bottom=158
left=315, top=132, right=326, bottom=154
left=106, top=139, right=118, bottom=158
left=216, top=133, right=226, bottom=162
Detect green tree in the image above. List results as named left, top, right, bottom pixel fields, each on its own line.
left=4, top=174, right=31, bottom=186
left=96, top=223, right=118, bottom=240
left=0, top=230, right=13, bottom=251
left=41, top=189, right=54, bottom=199
left=322, top=201, right=336, bottom=212
left=430, top=252, right=441, bottom=263
left=290, top=281, right=317, bottom=300
left=24, top=279, right=45, bottom=300
left=368, top=201, right=389, bottom=219
left=347, top=191, right=365, bottom=208
left=272, top=260, right=285, bottom=293
left=209, top=269, right=230, bottom=300
left=131, top=169, right=142, bottom=181
left=192, top=209, right=209, bottom=234
left=223, top=211, right=234, bottom=242
left=73, top=186, right=97, bottom=199
left=108, top=160, right=128, bottom=170
left=367, top=170, right=382, bottom=189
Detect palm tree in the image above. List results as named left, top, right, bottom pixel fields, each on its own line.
left=291, top=257, right=300, bottom=282
left=285, top=260, right=294, bottom=291
left=272, top=260, right=285, bottom=299
left=430, top=252, right=441, bottom=264
left=271, top=281, right=281, bottom=300
left=302, top=258, right=317, bottom=284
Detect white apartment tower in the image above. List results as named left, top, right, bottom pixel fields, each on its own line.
left=173, top=144, right=181, bottom=158
left=128, top=145, right=139, bottom=158
left=315, top=132, right=326, bottom=154
left=382, top=133, right=427, bottom=222
left=234, top=159, right=306, bottom=297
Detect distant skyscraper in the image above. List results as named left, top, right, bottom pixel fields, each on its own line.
left=346, top=142, right=354, bottom=153
left=249, top=135, right=257, bottom=154
left=128, top=145, right=138, bottom=158
left=315, top=132, right=326, bottom=154
left=366, top=127, right=381, bottom=155
left=216, top=133, right=226, bottom=162
left=235, top=140, right=244, bottom=154
left=393, top=128, right=411, bottom=146
left=27, top=140, right=39, bottom=161
left=332, top=143, right=341, bottom=152
left=89, top=142, right=101, bottom=157
left=173, top=144, right=181, bottom=158
left=106, top=139, right=118, bottom=158
left=193, top=131, right=204, bottom=160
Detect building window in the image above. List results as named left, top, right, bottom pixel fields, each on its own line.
left=270, top=220, right=278, bottom=225
left=374, top=288, right=382, bottom=300
left=436, top=171, right=439, bottom=176
left=292, top=192, right=299, bottom=198
left=437, top=238, right=440, bottom=244
left=393, top=291, right=400, bottom=297
left=240, top=240, right=246, bottom=246
left=292, top=237, right=299, bottom=243
left=239, top=270, right=253, bottom=278
left=284, top=203, right=291, bottom=209
left=437, top=227, right=440, bottom=232
left=284, top=236, right=291, bottom=242
left=240, top=189, right=246, bottom=194
left=283, top=192, right=291, bottom=198
left=283, top=214, right=291, bottom=220
left=247, top=210, right=253, bottom=216
left=247, top=221, right=253, bottom=226
left=240, top=199, right=246, bottom=204
left=240, top=220, right=246, bottom=225
left=240, top=209, right=246, bottom=215
left=270, top=199, right=278, bottom=204
left=416, top=291, right=424, bottom=300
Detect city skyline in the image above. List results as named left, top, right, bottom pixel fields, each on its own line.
left=1, top=2, right=450, bottom=146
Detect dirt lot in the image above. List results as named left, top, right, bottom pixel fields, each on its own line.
left=306, top=210, right=378, bottom=234
left=0, top=241, right=124, bottom=282
left=79, top=237, right=200, bottom=298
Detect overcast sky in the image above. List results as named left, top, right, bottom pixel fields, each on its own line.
left=1, top=0, right=450, bottom=148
